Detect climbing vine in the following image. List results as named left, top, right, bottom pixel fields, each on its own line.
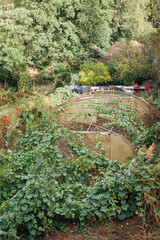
left=0, top=105, right=159, bottom=239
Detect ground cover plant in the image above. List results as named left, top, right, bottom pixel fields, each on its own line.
left=63, top=99, right=147, bottom=141
left=90, top=101, right=146, bottom=141
left=0, top=104, right=159, bottom=240
left=0, top=1, right=160, bottom=238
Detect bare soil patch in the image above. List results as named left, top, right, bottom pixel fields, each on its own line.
left=42, top=216, right=160, bottom=240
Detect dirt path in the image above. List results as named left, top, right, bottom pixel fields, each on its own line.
left=42, top=216, right=160, bottom=240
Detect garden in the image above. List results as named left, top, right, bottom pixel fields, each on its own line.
left=0, top=0, right=160, bottom=239
left=0, top=89, right=159, bottom=240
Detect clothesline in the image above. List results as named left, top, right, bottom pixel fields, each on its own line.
left=70, top=85, right=153, bottom=94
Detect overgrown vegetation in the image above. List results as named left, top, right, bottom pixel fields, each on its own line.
left=91, top=102, right=146, bottom=141
left=0, top=103, right=159, bottom=239
left=0, top=1, right=160, bottom=239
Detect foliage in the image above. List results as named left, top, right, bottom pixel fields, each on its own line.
left=109, top=0, right=154, bottom=42
left=139, top=88, right=160, bottom=110
left=106, top=61, right=123, bottom=85
left=147, top=0, right=160, bottom=28
left=41, top=86, right=72, bottom=109
left=0, top=0, right=159, bottom=89
left=117, top=53, right=149, bottom=86
left=17, top=72, right=33, bottom=92
left=137, top=123, right=160, bottom=148
left=0, top=88, right=16, bottom=107
left=0, top=0, right=113, bottom=88
left=145, top=30, right=160, bottom=83
left=79, top=61, right=111, bottom=86
left=90, top=102, right=146, bottom=141
left=0, top=105, right=159, bottom=239
left=38, top=63, right=78, bottom=86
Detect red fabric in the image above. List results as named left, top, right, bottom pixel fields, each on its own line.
left=145, top=86, right=153, bottom=91
left=134, top=87, right=140, bottom=92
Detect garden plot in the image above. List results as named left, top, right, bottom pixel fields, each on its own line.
left=71, top=92, right=157, bottom=125
left=57, top=91, right=158, bottom=162
left=59, top=106, right=97, bottom=123
left=59, top=99, right=139, bottom=162
left=0, top=97, right=159, bottom=240
left=83, top=132, right=135, bottom=162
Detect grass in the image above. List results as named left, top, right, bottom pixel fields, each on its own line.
left=0, top=82, right=56, bottom=119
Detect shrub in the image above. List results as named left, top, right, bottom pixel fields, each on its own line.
left=0, top=88, right=16, bottom=106
left=41, top=86, right=72, bottom=109
left=17, top=72, right=33, bottom=93
left=79, top=60, right=111, bottom=86
left=117, top=53, right=149, bottom=86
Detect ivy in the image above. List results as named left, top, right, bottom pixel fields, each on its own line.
left=0, top=105, right=159, bottom=239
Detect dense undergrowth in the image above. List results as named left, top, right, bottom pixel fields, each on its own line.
left=0, top=104, right=159, bottom=240
left=90, top=102, right=146, bottom=142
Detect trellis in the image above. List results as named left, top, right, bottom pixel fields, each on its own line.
left=56, top=92, right=157, bottom=128
left=55, top=91, right=156, bottom=160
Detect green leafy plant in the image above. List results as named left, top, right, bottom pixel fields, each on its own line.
left=0, top=88, right=16, bottom=106
left=79, top=61, right=111, bottom=86
left=0, top=104, right=159, bottom=239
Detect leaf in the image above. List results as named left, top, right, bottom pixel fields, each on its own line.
left=24, top=215, right=31, bottom=223
left=136, top=202, right=142, bottom=206
left=21, top=204, right=28, bottom=212
left=143, top=186, right=151, bottom=193
left=119, top=191, right=127, bottom=198
left=134, top=185, right=142, bottom=192
left=100, top=206, right=108, bottom=213
left=94, top=210, right=102, bottom=219
left=117, top=212, right=126, bottom=220
left=47, top=211, right=53, bottom=217
left=38, top=226, right=45, bottom=232
left=38, top=211, right=44, bottom=219
left=0, top=230, right=4, bottom=235
left=122, top=204, right=129, bottom=211
left=30, top=228, right=36, bottom=236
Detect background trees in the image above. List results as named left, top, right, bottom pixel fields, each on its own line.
left=0, top=0, right=159, bottom=88
left=0, top=0, right=113, bottom=88
left=147, top=0, right=160, bottom=29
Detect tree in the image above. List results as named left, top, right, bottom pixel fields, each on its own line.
left=147, top=0, right=160, bottom=29
left=0, top=0, right=113, bottom=88
left=79, top=60, right=111, bottom=86
left=145, top=30, right=160, bottom=83
left=109, top=0, right=154, bottom=42
left=117, top=52, right=149, bottom=85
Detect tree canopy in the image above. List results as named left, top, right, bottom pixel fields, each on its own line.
left=0, top=0, right=159, bottom=88
left=80, top=60, right=111, bottom=86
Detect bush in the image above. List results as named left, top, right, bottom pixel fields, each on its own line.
left=38, top=69, right=54, bottom=85
left=106, top=61, right=124, bottom=85
left=41, top=86, right=72, bottom=109
left=17, top=72, right=33, bottom=93
left=79, top=60, right=111, bottom=86
left=117, top=53, right=150, bottom=86
left=0, top=88, right=16, bottom=106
